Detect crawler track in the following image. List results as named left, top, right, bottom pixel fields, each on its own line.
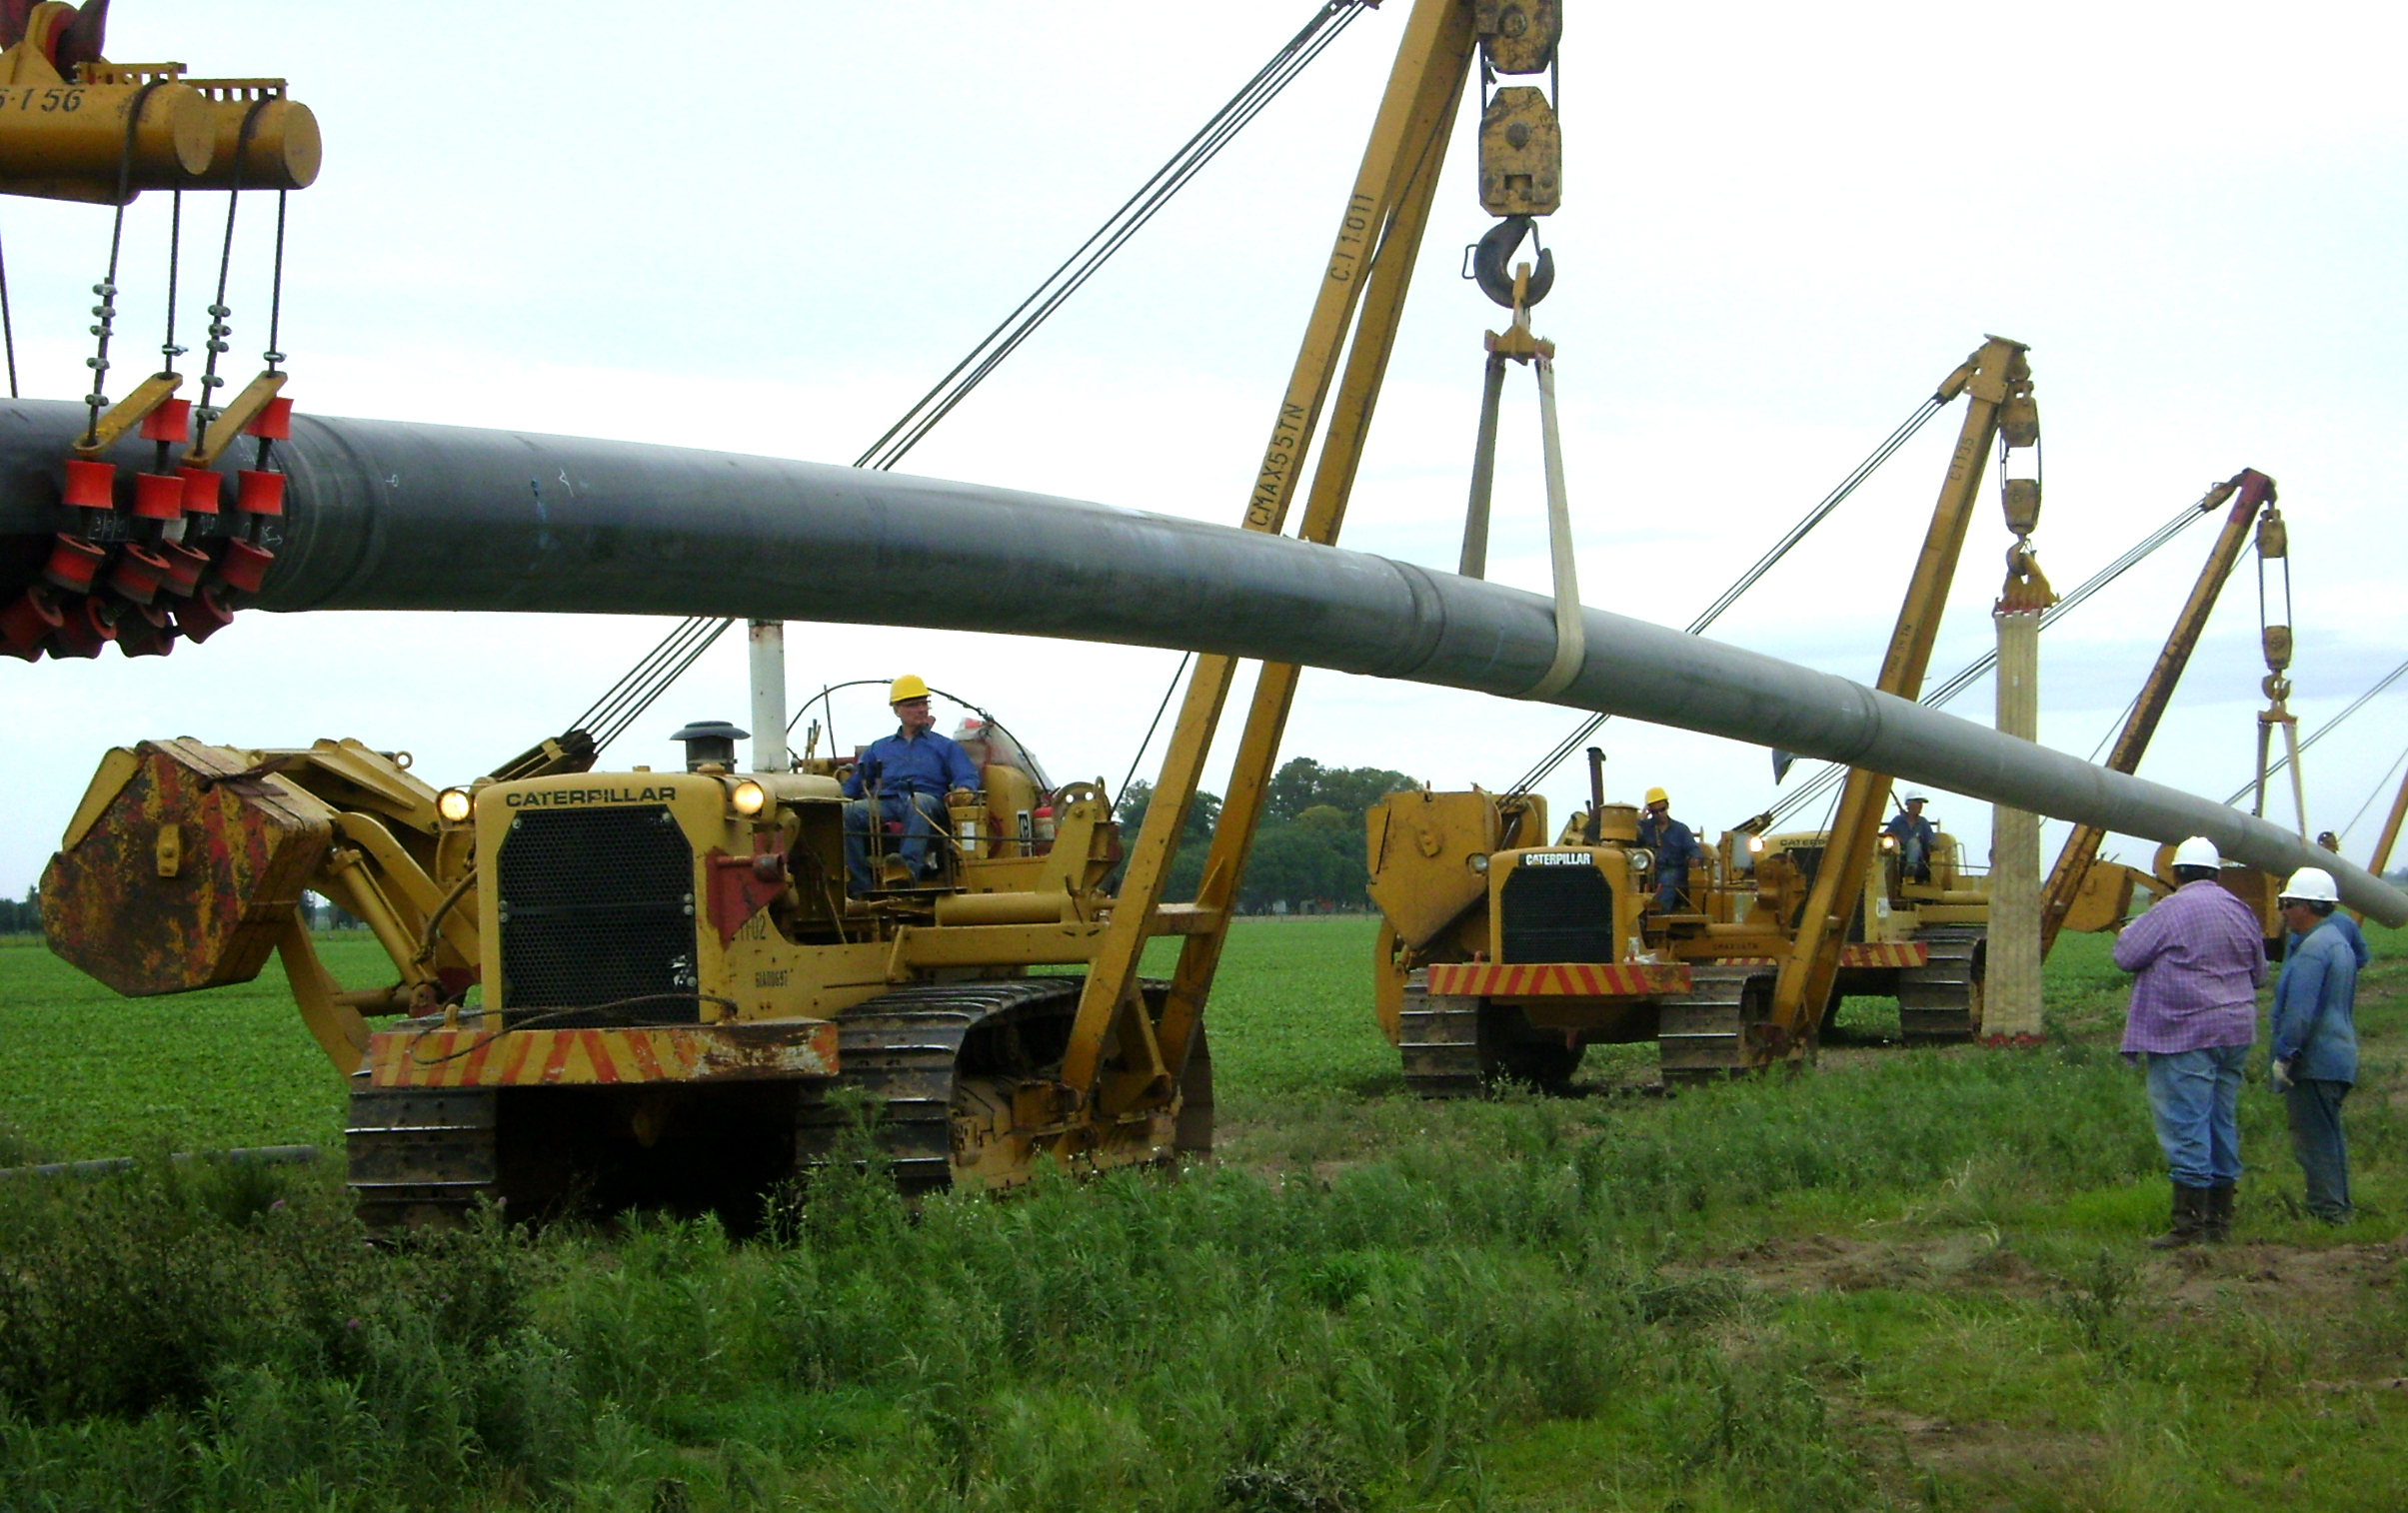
left=346, top=1083, right=500, bottom=1231
left=1656, top=963, right=1777, bottom=1080
left=1897, top=926, right=1986, bottom=1043
left=1395, top=973, right=1593, bottom=1096
left=1396, top=972, right=1484, bottom=1097
left=794, top=977, right=1083, bottom=1192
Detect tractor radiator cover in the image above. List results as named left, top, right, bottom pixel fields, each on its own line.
left=1498, top=864, right=1615, bottom=963
left=495, top=806, right=700, bottom=1024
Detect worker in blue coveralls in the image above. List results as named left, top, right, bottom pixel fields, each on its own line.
left=1636, top=786, right=1701, bottom=912
left=843, top=674, right=981, bottom=892
left=2267, top=866, right=2370, bottom=1224
left=1883, top=792, right=1937, bottom=883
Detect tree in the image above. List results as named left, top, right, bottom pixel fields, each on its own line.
left=1107, top=780, right=1219, bottom=900
left=1264, top=756, right=1419, bottom=823
left=1110, top=758, right=1422, bottom=912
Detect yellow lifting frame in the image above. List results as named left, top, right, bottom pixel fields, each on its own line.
left=1765, top=337, right=2033, bottom=1052
left=1061, top=0, right=1478, bottom=1110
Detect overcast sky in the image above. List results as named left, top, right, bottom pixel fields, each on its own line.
left=4, top=1, right=2405, bottom=895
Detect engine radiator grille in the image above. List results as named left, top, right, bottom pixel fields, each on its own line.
left=495, top=806, right=699, bottom=1024
left=1498, top=864, right=1616, bottom=963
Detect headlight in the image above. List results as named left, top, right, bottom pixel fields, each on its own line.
left=436, top=787, right=473, bottom=824
left=1746, top=834, right=1765, bottom=854
left=731, top=779, right=767, bottom=817
left=1468, top=853, right=1490, bottom=873
left=1628, top=847, right=1654, bottom=873
left=1879, top=834, right=1897, bottom=851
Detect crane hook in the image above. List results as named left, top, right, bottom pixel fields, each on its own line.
left=1468, top=215, right=1556, bottom=309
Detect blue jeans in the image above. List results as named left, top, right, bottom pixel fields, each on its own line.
left=2143, top=1045, right=2247, bottom=1188
left=844, top=791, right=945, bottom=891
left=2283, top=1078, right=2351, bottom=1222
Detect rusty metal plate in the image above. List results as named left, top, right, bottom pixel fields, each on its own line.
left=41, top=739, right=334, bottom=995
left=367, top=1018, right=841, bottom=1089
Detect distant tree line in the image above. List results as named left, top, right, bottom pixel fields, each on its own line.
left=0, top=885, right=366, bottom=935
left=1113, top=756, right=1420, bottom=913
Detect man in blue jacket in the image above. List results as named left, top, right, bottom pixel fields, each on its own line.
left=2269, top=865, right=2365, bottom=1224
left=843, top=675, right=981, bottom=892
left=1636, top=787, right=1701, bottom=912
left=1883, top=793, right=1937, bottom=883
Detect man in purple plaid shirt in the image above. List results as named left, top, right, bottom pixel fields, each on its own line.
left=2112, top=836, right=2270, bottom=1247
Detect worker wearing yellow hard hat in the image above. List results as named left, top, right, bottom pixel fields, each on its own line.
left=841, top=674, right=981, bottom=892
left=1634, top=786, right=1699, bottom=912
left=1883, top=790, right=1937, bottom=882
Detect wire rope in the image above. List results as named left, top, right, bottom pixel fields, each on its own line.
left=574, top=0, right=1373, bottom=754
left=1762, top=496, right=2218, bottom=827
left=1114, top=652, right=1194, bottom=811
left=2222, top=653, right=2408, bottom=806
left=1505, top=392, right=1950, bottom=795
left=2336, top=741, right=2408, bottom=848
left=0, top=214, right=15, bottom=398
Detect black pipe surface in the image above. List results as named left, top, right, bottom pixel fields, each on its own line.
left=4, top=398, right=2401, bottom=923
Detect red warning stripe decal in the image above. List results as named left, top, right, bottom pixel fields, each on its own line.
left=367, top=1020, right=840, bottom=1088
left=1425, top=960, right=1693, bottom=998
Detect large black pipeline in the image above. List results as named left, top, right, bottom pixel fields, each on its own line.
left=4, top=398, right=2402, bottom=923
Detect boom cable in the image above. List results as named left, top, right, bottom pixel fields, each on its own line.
left=1762, top=495, right=2220, bottom=827
left=2221, top=653, right=2408, bottom=806
left=1505, top=392, right=1949, bottom=795
left=2337, top=740, right=2408, bottom=848
left=569, top=0, right=1374, bottom=753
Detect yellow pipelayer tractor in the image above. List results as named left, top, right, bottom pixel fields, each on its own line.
left=1369, top=334, right=2042, bottom=1086
left=40, top=718, right=1197, bottom=1224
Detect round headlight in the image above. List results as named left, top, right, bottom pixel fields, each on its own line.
left=436, top=787, right=473, bottom=824
left=1879, top=833, right=1898, bottom=850
left=731, top=779, right=767, bottom=817
left=1746, top=834, right=1765, bottom=854
left=1468, top=853, right=1490, bottom=873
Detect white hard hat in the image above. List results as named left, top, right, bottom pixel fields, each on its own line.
left=2279, top=866, right=2341, bottom=905
left=2171, top=836, right=2222, bottom=872
left=1904, top=792, right=1929, bottom=803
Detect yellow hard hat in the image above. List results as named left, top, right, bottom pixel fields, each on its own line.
left=1644, top=786, right=1669, bottom=806
left=888, top=674, right=931, bottom=705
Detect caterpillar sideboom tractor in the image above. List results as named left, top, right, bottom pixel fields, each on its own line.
left=1369, top=334, right=2040, bottom=1088
left=39, top=717, right=1212, bottom=1225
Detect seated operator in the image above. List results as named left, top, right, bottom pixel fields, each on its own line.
left=843, top=675, right=981, bottom=891
left=1635, top=786, right=1701, bottom=912
left=1884, top=791, right=1937, bottom=883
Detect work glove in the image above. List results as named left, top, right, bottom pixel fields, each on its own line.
left=2270, top=1057, right=2295, bottom=1093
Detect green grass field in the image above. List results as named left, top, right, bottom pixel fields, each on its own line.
left=2, top=918, right=2404, bottom=1511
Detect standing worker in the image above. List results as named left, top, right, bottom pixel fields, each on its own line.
left=1635, top=787, right=1701, bottom=912
left=2111, top=836, right=2268, bottom=1246
left=2268, top=866, right=2364, bottom=1225
left=842, top=675, right=981, bottom=892
left=1884, top=792, right=1937, bottom=883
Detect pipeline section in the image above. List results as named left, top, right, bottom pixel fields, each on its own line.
left=1, top=399, right=2400, bottom=924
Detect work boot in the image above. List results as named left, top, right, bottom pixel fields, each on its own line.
left=2204, top=1183, right=2235, bottom=1243
left=2147, top=1183, right=2208, bottom=1249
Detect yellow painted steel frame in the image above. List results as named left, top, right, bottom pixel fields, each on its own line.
left=1066, top=0, right=1479, bottom=1115
left=1768, top=337, right=2031, bottom=1053
left=2038, top=469, right=2274, bottom=957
